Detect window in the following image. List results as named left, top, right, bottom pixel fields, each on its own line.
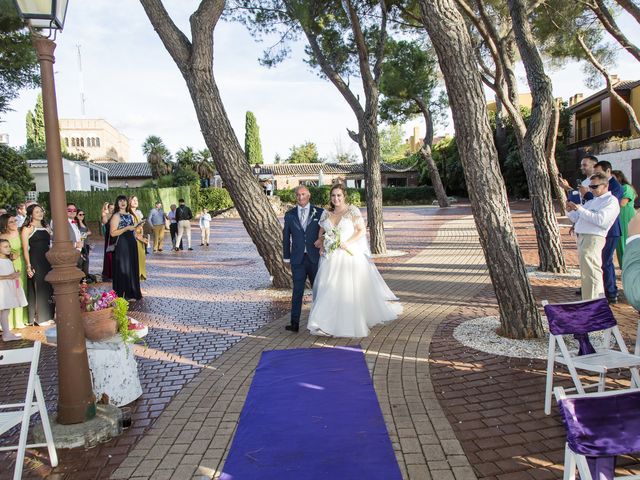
left=86, top=137, right=91, bottom=147
left=64, top=137, right=69, bottom=146
left=80, top=138, right=84, bottom=147
left=71, top=138, right=76, bottom=147
left=100, top=172, right=106, bottom=184
left=90, top=169, right=95, bottom=182
left=387, top=177, right=408, bottom=187
left=96, top=137, right=101, bottom=147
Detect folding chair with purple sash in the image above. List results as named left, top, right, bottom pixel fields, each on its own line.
left=543, top=298, right=640, bottom=415
left=554, top=386, right=640, bottom=480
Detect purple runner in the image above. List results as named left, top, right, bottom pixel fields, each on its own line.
left=220, top=346, right=402, bottom=480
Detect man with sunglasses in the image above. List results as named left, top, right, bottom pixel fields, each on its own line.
left=567, top=172, right=620, bottom=301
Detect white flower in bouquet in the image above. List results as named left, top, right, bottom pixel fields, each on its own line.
left=324, top=227, right=353, bottom=256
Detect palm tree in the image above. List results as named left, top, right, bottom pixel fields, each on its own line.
left=195, top=148, right=216, bottom=187
left=142, top=135, right=171, bottom=179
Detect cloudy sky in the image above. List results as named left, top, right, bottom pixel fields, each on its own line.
left=2, top=1, right=640, bottom=163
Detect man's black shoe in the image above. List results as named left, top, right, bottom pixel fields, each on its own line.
left=575, top=288, right=582, bottom=296
left=285, top=324, right=299, bottom=333
left=188, top=247, right=194, bottom=251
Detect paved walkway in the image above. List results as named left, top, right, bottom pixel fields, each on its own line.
left=111, top=214, right=487, bottom=480
left=2, top=204, right=640, bottom=479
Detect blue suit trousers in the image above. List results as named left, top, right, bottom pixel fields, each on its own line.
left=601, top=235, right=620, bottom=299
left=290, top=254, right=319, bottom=326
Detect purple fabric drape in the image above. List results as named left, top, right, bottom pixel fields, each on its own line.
left=558, top=390, right=640, bottom=479
left=544, top=298, right=615, bottom=335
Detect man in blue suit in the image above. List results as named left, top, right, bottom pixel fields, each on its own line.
left=282, top=185, right=324, bottom=332
left=594, top=160, right=623, bottom=303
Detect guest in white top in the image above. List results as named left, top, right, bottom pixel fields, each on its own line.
left=567, top=172, right=620, bottom=300
left=199, top=208, right=212, bottom=246
left=15, top=203, right=27, bottom=228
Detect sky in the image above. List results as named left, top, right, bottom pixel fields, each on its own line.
left=2, top=2, right=640, bottom=164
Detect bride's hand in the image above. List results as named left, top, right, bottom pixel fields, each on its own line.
left=319, top=247, right=326, bottom=256
left=314, top=238, right=323, bottom=249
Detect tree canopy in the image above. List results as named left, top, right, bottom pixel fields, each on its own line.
left=0, top=144, right=33, bottom=207
left=287, top=141, right=322, bottom=163
left=0, top=0, right=39, bottom=117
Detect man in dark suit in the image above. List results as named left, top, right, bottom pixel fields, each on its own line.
left=282, top=185, right=323, bottom=332
left=594, top=160, right=623, bottom=303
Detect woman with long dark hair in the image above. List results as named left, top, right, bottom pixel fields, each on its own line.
left=20, top=204, right=55, bottom=325
left=101, top=202, right=114, bottom=281
left=76, top=208, right=91, bottom=279
left=110, top=195, right=142, bottom=301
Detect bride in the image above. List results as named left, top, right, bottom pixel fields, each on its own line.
left=307, top=184, right=402, bottom=337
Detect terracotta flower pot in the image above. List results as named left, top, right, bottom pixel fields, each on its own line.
left=82, top=307, right=118, bottom=341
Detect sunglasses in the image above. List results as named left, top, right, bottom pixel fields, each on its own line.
left=77, top=213, right=85, bottom=216
left=588, top=184, right=605, bottom=190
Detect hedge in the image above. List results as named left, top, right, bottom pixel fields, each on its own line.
left=198, top=187, right=233, bottom=212
left=276, top=185, right=434, bottom=206
left=37, top=185, right=191, bottom=223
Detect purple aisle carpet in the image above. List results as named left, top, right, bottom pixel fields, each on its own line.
left=221, top=346, right=402, bottom=480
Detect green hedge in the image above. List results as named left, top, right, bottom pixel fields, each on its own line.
left=276, top=186, right=361, bottom=206
left=198, top=187, right=233, bottom=212
left=275, top=186, right=434, bottom=206
left=37, top=185, right=191, bottom=223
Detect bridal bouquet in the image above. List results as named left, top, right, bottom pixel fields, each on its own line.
left=324, top=227, right=353, bottom=256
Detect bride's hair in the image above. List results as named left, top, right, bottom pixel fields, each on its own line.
left=329, top=184, right=349, bottom=212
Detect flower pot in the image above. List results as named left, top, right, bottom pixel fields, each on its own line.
left=82, top=307, right=117, bottom=341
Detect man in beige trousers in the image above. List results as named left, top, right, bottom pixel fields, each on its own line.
left=567, top=172, right=620, bottom=301
left=148, top=201, right=168, bottom=253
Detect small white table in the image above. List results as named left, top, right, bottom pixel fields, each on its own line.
left=45, top=320, right=147, bottom=406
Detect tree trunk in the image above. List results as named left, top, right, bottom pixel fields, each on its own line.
left=415, top=97, right=450, bottom=207
left=140, top=0, right=291, bottom=288
left=494, top=96, right=508, bottom=165
left=591, top=0, right=640, bottom=64
left=614, top=0, right=640, bottom=24
left=418, top=0, right=543, bottom=339
left=545, top=101, right=566, bottom=216
left=507, top=0, right=567, bottom=274
left=361, top=114, right=387, bottom=254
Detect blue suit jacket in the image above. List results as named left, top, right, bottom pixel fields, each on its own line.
left=283, top=205, right=323, bottom=265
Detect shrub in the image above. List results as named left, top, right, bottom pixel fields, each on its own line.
left=37, top=185, right=191, bottom=224
left=199, top=187, right=233, bottom=212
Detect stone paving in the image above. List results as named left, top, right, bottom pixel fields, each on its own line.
left=1, top=204, right=640, bottom=479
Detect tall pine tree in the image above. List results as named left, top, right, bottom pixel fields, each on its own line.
left=244, top=111, right=263, bottom=165
left=25, top=93, right=45, bottom=148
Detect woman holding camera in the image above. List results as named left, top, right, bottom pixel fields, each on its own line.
left=110, top=195, right=142, bottom=301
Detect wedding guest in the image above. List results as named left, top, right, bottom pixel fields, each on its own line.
left=21, top=204, right=55, bottom=325
left=175, top=198, right=193, bottom=251
left=77, top=209, right=92, bottom=279
left=0, top=239, right=27, bottom=341
left=110, top=195, right=142, bottom=301
left=128, top=196, right=148, bottom=280
left=167, top=204, right=182, bottom=250
left=567, top=172, right=620, bottom=301
left=612, top=170, right=637, bottom=265
left=15, top=203, right=27, bottom=228
left=622, top=215, right=640, bottom=310
left=101, top=202, right=115, bottom=281
left=64, top=203, right=83, bottom=251
left=148, top=201, right=167, bottom=253
left=199, top=208, right=212, bottom=246
left=0, top=214, right=28, bottom=329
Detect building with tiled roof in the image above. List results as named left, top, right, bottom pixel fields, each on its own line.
left=253, top=162, right=419, bottom=190
left=99, top=162, right=152, bottom=188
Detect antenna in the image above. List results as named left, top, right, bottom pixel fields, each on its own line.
left=76, top=44, right=86, bottom=116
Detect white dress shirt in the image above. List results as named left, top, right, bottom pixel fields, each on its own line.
left=567, top=191, right=620, bottom=237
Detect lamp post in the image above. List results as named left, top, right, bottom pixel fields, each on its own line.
left=13, top=0, right=95, bottom=425
left=253, top=163, right=261, bottom=182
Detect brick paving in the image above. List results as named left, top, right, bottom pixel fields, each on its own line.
left=2, top=203, right=640, bottom=479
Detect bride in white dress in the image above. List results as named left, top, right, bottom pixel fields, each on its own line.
left=307, top=184, right=402, bottom=337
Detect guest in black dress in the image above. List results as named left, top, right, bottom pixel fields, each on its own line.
left=110, top=195, right=142, bottom=301
left=101, top=202, right=114, bottom=281
left=20, top=204, right=55, bottom=325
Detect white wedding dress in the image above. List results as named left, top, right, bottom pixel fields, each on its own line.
left=307, top=205, right=402, bottom=337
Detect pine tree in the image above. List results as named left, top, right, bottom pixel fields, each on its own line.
left=25, top=93, right=45, bottom=148
left=244, top=111, right=263, bottom=165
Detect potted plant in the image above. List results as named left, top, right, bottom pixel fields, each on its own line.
left=79, top=282, right=144, bottom=343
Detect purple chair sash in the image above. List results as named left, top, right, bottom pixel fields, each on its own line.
left=558, top=390, right=640, bottom=479
left=544, top=298, right=616, bottom=336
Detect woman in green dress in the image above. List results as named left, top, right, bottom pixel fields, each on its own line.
left=128, top=196, right=148, bottom=281
left=613, top=170, right=638, bottom=265
left=0, top=213, right=29, bottom=329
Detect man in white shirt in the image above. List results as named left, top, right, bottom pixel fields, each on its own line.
left=567, top=172, right=620, bottom=300
left=15, top=203, right=27, bottom=227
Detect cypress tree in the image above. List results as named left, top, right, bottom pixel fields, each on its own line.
left=244, top=111, right=263, bottom=165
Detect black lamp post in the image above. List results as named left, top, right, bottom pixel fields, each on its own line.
left=13, top=0, right=95, bottom=425
left=253, top=163, right=261, bottom=181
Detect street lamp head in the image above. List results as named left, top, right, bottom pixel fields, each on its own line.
left=253, top=164, right=261, bottom=176
left=13, top=0, right=69, bottom=32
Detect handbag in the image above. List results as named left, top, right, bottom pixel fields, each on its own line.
left=105, top=235, right=119, bottom=253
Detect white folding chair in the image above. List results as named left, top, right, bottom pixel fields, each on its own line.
left=0, top=342, right=58, bottom=480
left=554, top=387, right=640, bottom=480
left=543, top=298, right=640, bottom=415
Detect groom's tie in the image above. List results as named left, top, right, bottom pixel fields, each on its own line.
left=300, top=208, right=307, bottom=230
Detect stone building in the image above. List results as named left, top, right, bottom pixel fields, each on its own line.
left=59, top=118, right=130, bottom=163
